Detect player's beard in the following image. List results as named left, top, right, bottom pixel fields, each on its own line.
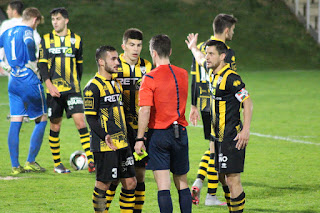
left=104, top=61, right=117, bottom=74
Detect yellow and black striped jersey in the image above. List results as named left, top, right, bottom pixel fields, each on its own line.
left=39, top=29, right=83, bottom=94
left=113, top=54, right=153, bottom=130
left=190, top=35, right=236, bottom=112
left=83, top=73, right=128, bottom=152
left=210, top=64, right=248, bottom=142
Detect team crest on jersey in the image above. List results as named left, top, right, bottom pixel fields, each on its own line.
left=24, top=30, right=33, bottom=38
left=70, top=38, right=76, bottom=45
left=140, top=66, right=146, bottom=74
left=50, top=39, right=54, bottom=44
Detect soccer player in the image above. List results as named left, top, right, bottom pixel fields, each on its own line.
left=186, top=34, right=253, bottom=212
left=0, top=7, right=47, bottom=175
left=135, top=34, right=192, bottom=213
left=0, top=0, right=41, bottom=76
left=188, top=13, right=237, bottom=206
left=84, top=45, right=137, bottom=213
left=38, top=7, right=94, bottom=173
left=106, top=28, right=153, bottom=213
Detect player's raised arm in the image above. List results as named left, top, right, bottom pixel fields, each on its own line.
left=185, top=33, right=206, bottom=66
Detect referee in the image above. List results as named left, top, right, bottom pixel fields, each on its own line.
left=135, top=34, right=192, bottom=213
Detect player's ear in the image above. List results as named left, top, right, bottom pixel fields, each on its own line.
left=224, top=27, right=229, bottom=36
left=121, top=43, right=125, bottom=51
left=220, top=53, right=226, bottom=61
left=169, top=49, right=172, bottom=57
left=98, top=58, right=104, bottom=67
left=65, top=18, right=69, bottom=25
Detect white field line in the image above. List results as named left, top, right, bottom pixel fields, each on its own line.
left=192, top=125, right=319, bottom=145
left=0, top=103, right=9, bottom=106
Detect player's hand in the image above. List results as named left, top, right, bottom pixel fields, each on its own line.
left=234, top=128, right=250, bottom=150
left=185, top=33, right=199, bottom=50
left=189, top=105, right=200, bottom=126
left=48, top=84, right=61, bottom=98
left=0, top=61, right=11, bottom=73
left=105, top=134, right=117, bottom=151
left=134, top=141, right=146, bottom=155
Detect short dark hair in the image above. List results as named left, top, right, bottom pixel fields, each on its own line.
left=22, top=7, right=43, bottom=24
left=9, top=0, right=24, bottom=16
left=50, top=7, right=68, bottom=19
left=95, top=45, right=117, bottom=65
left=213, top=14, right=237, bottom=34
left=149, top=34, right=171, bottom=58
left=205, top=40, right=228, bottom=55
left=123, top=28, right=143, bottom=44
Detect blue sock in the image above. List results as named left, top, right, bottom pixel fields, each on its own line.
left=8, top=122, right=22, bottom=167
left=27, top=121, right=47, bottom=163
left=178, top=188, right=192, bottom=213
left=158, top=190, right=172, bottom=213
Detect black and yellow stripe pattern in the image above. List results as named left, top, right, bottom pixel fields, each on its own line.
left=210, top=64, right=246, bottom=142
left=230, top=191, right=245, bottom=212
left=207, top=153, right=218, bottom=195
left=84, top=73, right=128, bottom=152
left=113, top=54, right=152, bottom=130
left=223, top=185, right=232, bottom=212
left=78, top=127, right=93, bottom=162
left=105, top=183, right=117, bottom=211
left=39, top=29, right=83, bottom=94
left=190, top=35, right=236, bottom=112
left=196, top=149, right=210, bottom=180
left=92, top=187, right=107, bottom=213
left=134, top=182, right=145, bottom=213
left=119, top=188, right=135, bottom=213
left=49, top=130, right=61, bottom=167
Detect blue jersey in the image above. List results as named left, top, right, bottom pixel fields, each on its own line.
left=0, top=25, right=38, bottom=83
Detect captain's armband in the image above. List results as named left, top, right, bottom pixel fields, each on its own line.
left=235, top=88, right=249, bottom=102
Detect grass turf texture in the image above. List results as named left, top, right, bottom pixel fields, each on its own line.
left=0, top=0, right=320, bottom=212
left=0, top=70, right=319, bottom=212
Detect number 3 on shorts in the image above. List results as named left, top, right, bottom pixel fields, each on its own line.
left=112, top=168, right=117, bottom=178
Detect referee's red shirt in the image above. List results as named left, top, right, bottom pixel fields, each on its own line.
left=139, top=64, right=188, bottom=129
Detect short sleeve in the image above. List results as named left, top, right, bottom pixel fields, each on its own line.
left=83, top=83, right=100, bottom=115
left=139, top=74, right=155, bottom=106
left=226, top=73, right=245, bottom=95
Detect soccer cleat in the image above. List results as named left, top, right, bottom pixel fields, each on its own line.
left=204, top=193, right=227, bottom=206
left=24, top=162, right=46, bottom=172
left=54, top=163, right=71, bottom=174
left=191, top=186, right=201, bottom=205
left=11, top=166, right=25, bottom=175
left=88, top=161, right=95, bottom=173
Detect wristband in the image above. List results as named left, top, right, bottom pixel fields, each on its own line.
left=135, top=137, right=146, bottom=142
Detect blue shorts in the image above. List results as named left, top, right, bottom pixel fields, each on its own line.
left=8, top=77, right=47, bottom=120
left=146, top=126, right=189, bottom=175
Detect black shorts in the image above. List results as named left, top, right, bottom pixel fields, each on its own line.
left=201, top=111, right=211, bottom=140
left=127, top=125, right=148, bottom=167
left=214, top=138, right=245, bottom=173
left=94, top=148, right=136, bottom=182
left=47, top=93, right=84, bottom=119
left=146, top=126, right=189, bottom=175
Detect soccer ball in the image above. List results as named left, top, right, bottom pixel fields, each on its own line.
left=69, top=151, right=88, bottom=170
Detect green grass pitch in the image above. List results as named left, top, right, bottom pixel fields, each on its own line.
left=0, top=70, right=319, bottom=212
